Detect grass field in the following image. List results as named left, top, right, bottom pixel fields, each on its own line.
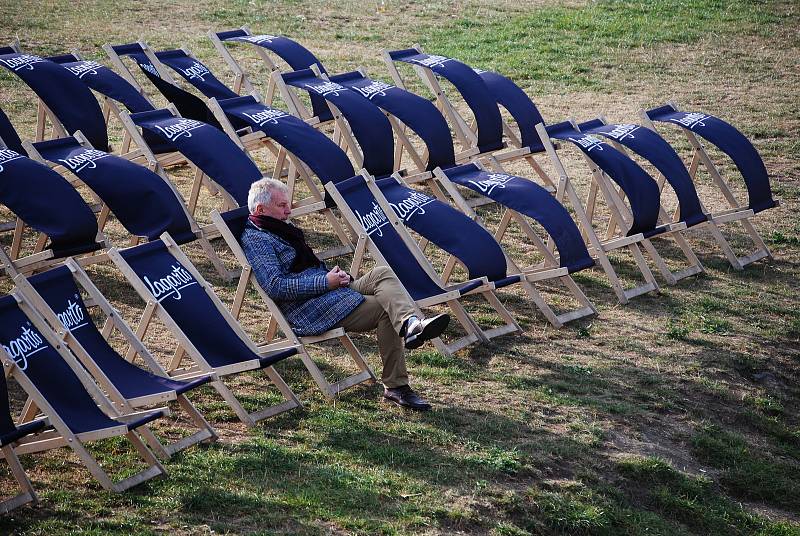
left=1, top=0, right=799, bottom=534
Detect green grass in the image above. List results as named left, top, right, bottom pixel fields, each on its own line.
left=1, top=0, right=799, bottom=534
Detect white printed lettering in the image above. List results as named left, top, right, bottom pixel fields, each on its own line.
left=143, top=264, right=198, bottom=302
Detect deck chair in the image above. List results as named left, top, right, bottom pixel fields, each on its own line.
left=327, top=171, right=518, bottom=356
left=643, top=103, right=776, bottom=269
left=106, top=234, right=302, bottom=426
left=0, top=373, right=48, bottom=513
left=0, top=291, right=167, bottom=492
left=0, top=148, right=107, bottom=275
left=210, top=207, right=375, bottom=398
left=209, top=27, right=334, bottom=122
left=0, top=45, right=108, bottom=151
left=119, top=106, right=262, bottom=212
left=11, top=259, right=218, bottom=459
left=23, top=133, right=234, bottom=279
left=0, top=107, right=26, bottom=157
left=43, top=50, right=182, bottom=158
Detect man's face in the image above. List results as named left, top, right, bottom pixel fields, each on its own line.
left=256, top=188, right=291, bottom=221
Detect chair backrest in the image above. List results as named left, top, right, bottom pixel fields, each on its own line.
left=214, top=28, right=332, bottom=121
left=24, top=265, right=181, bottom=400
left=440, top=163, right=595, bottom=273
left=0, top=294, right=120, bottom=435
left=217, top=95, right=355, bottom=185
left=475, top=69, right=546, bottom=153
left=282, top=68, right=394, bottom=178
left=109, top=43, right=222, bottom=129
left=129, top=108, right=261, bottom=207
left=546, top=121, right=661, bottom=236
left=578, top=119, right=707, bottom=227
left=0, top=150, right=101, bottom=258
left=31, top=136, right=197, bottom=243
left=115, top=239, right=262, bottom=369
left=0, top=371, right=18, bottom=441
left=374, top=176, right=508, bottom=282
left=388, top=49, right=504, bottom=153
left=332, top=175, right=450, bottom=301
left=332, top=70, right=456, bottom=171
left=0, top=52, right=108, bottom=151
left=153, top=49, right=239, bottom=100
left=0, top=106, right=26, bottom=155
left=47, top=53, right=155, bottom=113
left=646, top=104, right=775, bottom=214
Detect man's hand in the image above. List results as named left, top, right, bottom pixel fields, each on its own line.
left=326, top=266, right=351, bottom=289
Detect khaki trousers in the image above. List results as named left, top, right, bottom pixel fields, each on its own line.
left=336, top=266, right=416, bottom=388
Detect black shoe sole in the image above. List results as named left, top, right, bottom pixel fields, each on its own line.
left=382, top=395, right=432, bottom=411
left=404, top=314, right=450, bottom=350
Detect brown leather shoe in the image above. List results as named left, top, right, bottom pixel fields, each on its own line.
left=383, top=385, right=432, bottom=411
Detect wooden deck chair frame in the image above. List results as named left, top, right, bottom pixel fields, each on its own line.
left=534, top=123, right=661, bottom=304
left=380, top=45, right=552, bottom=184
left=209, top=209, right=375, bottom=398
left=0, top=293, right=167, bottom=492
left=106, top=232, right=302, bottom=427
left=422, top=165, right=597, bottom=327
left=0, top=411, right=48, bottom=513
left=11, top=258, right=218, bottom=460
left=205, top=95, right=355, bottom=261
left=22, top=130, right=236, bottom=282
left=568, top=118, right=704, bottom=285
left=208, top=26, right=282, bottom=107
left=639, top=102, right=773, bottom=270
left=326, top=171, right=522, bottom=357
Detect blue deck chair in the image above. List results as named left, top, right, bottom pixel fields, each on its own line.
left=0, top=48, right=108, bottom=151
left=23, top=133, right=235, bottom=280
left=331, top=69, right=457, bottom=174
left=326, top=172, right=516, bottom=356
left=643, top=103, right=775, bottom=269
left=107, top=234, right=302, bottom=426
left=275, top=67, right=395, bottom=178
left=0, top=149, right=105, bottom=274
left=10, top=260, right=218, bottom=459
left=210, top=207, right=376, bottom=399
left=384, top=48, right=505, bottom=157
left=209, top=27, right=334, bottom=122
left=0, top=291, right=167, bottom=492
left=0, top=373, right=48, bottom=513
left=44, top=51, right=177, bottom=156
left=123, top=107, right=262, bottom=209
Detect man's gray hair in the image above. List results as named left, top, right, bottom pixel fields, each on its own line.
left=247, top=177, right=289, bottom=213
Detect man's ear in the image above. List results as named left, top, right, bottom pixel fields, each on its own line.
left=253, top=203, right=264, bottom=215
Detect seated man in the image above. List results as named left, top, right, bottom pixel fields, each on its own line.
left=241, top=178, right=450, bottom=410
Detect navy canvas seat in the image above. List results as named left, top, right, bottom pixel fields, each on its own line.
left=0, top=149, right=103, bottom=261
left=217, top=96, right=355, bottom=186
left=109, top=237, right=302, bottom=426
left=440, top=164, right=595, bottom=274
left=281, top=68, right=395, bottom=178
left=31, top=136, right=197, bottom=244
left=129, top=108, right=261, bottom=207
left=213, top=28, right=333, bottom=122
left=331, top=70, right=456, bottom=172
left=108, top=43, right=226, bottom=130
left=387, top=49, right=505, bottom=154
left=0, top=292, right=166, bottom=492
left=646, top=104, right=776, bottom=214
left=0, top=52, right=108, bottom=151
